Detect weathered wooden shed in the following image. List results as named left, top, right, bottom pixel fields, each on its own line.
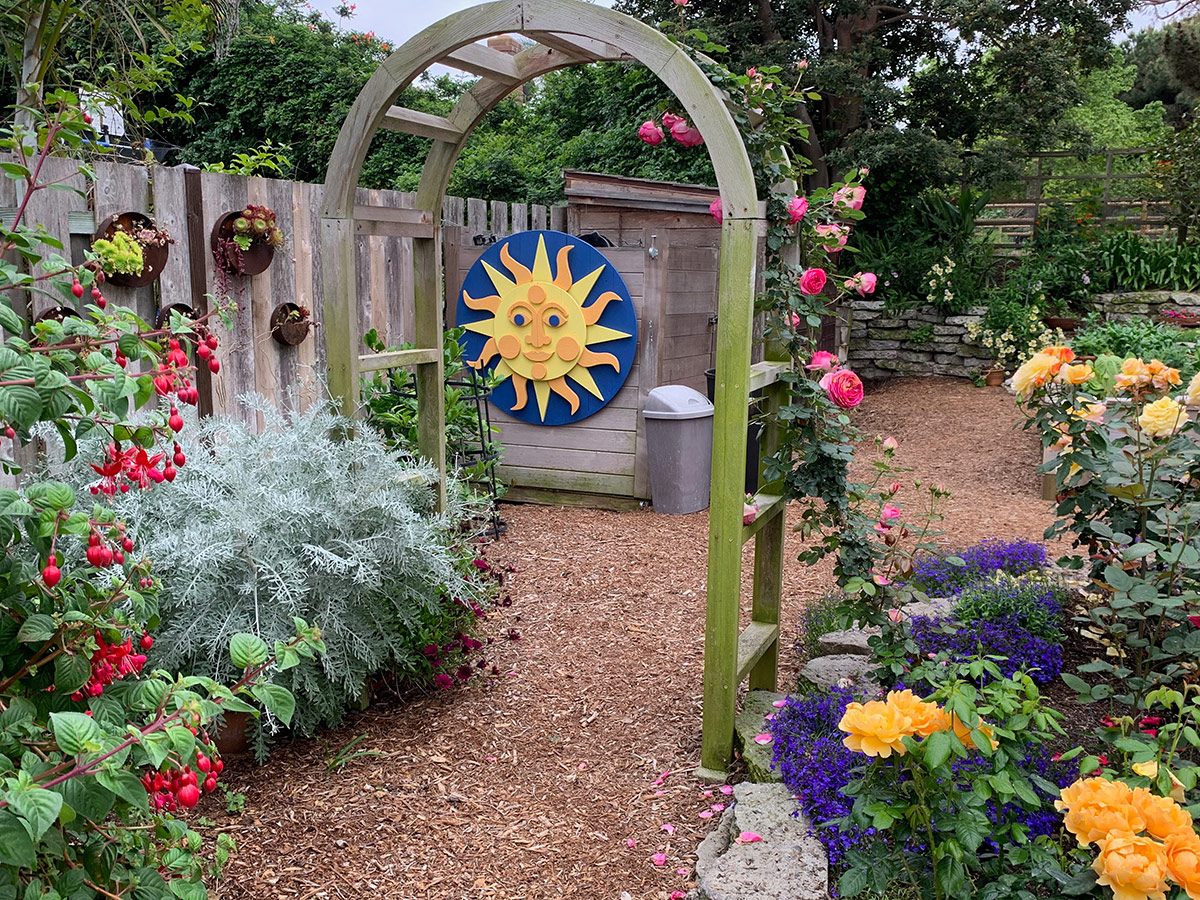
left=446, top=170, right=722, bottom=505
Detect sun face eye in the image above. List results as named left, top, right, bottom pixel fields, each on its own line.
left=544, top=309, right=565, bottom=328
left=509, top=305, right=532, bottom=327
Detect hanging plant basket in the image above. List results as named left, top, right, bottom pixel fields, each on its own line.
left=210, top=208, right=280, bottom=277
left=156, top=303, right=196, bottom=330
left=92, top=212, right=171, bottom=288
left=270, top=302, right=315, bottom=346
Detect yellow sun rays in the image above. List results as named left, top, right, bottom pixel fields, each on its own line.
left=463, top=235, right=632, bottom=421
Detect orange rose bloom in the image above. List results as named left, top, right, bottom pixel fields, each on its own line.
left=1059, top=777, right=1135, bottom=813
left=1064, top=802, right=1147, bottom=846
left=839, top=699, right=913, bottom=758
left=1059, top=363, right=1094, bottom=385
left=1043, top=345, right=1076, bottom=363
left=1164, top=830, right=1200, bottom=900
left=886, top=690, right=949, bottom=738
left=1147, top=359, right=1182, bottom=392
left=1093, top=832, right=1170, bottom=900
left=1131, top=788, right=1193, bottom=840
left=947, top=713, right=999, bottom=750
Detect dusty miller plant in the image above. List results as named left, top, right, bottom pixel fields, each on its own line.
left=58, top=398, right=494, bottom=756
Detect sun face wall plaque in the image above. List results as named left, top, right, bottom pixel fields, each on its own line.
left=457, top=230, right=639, bottom=426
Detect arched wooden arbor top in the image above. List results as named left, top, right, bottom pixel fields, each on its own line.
left=320, top=0, right=789, bottom=778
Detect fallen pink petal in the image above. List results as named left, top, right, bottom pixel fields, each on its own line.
left=772, top=699, right=787, bottom=708
left=711, top=803, right=725, bottom=812
left=676, top=868, right=690, bottom=876
left=719, top=785, right=734, bottom=795
left=703, top=790, right=713, bottom=797
left=625, top=839, right=637, bottom=849
left=661, top=824, right=676, bottom=834
left=698, top=811, right=713, bottom=819
left=651, top=853, right=667, bottom=867
left=735, top=831, right=763, bottom=844
left=753, top=733, right=772, bottom=744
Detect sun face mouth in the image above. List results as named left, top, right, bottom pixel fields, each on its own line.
left=523, top=349, right=553, bottom=362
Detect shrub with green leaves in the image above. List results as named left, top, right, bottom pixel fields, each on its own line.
left=88, top=399, right=497, bottom=755
left=951, top=572, right=1066, bottom=641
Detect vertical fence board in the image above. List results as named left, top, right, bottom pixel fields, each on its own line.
left=467, top=198, right=487, bottom=236
left=151, top=167, right=192, bottom=324
left=93, top=162, right=155, bottom=324
left=443, top=195, right=464, bottom=226
left=550, top=205, right=567, bottom=232
left=290, top=179, right=320, bottom=411
left=199, top=171, right=250, bottom=422
left=532, top=204, right=547, bottom=230
left=490, top=200, right=508, bottom=237
left=21, top=158, right=86, bottom=318
left=511, top=202, right=528, bottom=233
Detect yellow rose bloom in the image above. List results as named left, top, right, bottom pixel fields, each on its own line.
left=839, top=699, right=913, bottom=758
left=1131, top=788, right=1193, bottom=840
left=885, top=690, right=949, bottom=738
left=1116, top=358, right=1152, bottom=393
left=1059, top=363, right=1094, bottom=385
left=1132, top=761, right=1186, bottom=803
left=1093, top=832, right=1170, bottom=900
left=1059, top=777, right=1136, bottom=813
left=1186, top=372, right=1200, bottom=407
left=1164, top=830, right=1200, bottom=900
left=1011, top=352, right=1061, bottom=400
left=1137, top=396, right=1187, bottom=438
left=1071, top=402, right=1107, bottom=424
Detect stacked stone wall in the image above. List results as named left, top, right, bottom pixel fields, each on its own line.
left=847, top=300, right=994, bottom=381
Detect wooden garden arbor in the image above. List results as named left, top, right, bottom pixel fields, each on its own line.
left=320, top=0, right=790, bottom=779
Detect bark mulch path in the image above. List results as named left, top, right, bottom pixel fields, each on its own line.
left=205, top=377, right=1057, bottom=900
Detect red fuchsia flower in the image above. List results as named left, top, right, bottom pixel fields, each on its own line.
left=1143, top=729, right=1159, bottom=737
left=1101, top=716, right=1116, bottom=727
left=670, top=119, right=704, bottom=147
left=834, top=185, right=867, bottom=211
left=805, top=350, right=839, bottom=372
left=1140, top=716, right=1163, bottom=727
left=709, top=198, right=724, bottom=224
left=1189, top=615, right=1200, bottom=628
left=843, top=272, right=878, bottom=295
left=799, top=267, right=827, bottom=295
left=826, top=369, right=864, bottom=409
left=1097, top=754, right=1109, bottom=766
left=638, top=120, right=664, bottom=146
left=787, top=196, right=809, bottom=224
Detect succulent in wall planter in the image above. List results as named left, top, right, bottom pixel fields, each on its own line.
left=90, top=212, right=172, bottom=288
left=212, top=205, right=283, bottom=276
left=270, top=302, right=317, bottom=346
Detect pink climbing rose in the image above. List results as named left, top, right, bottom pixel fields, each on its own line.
left=805, top=350, right=839, bottom=372
left=670, top=118, right=704, bottom=147
left=834, top=185, right=867, bottom=211
left=826, top=369, right=864, bottom=409
left=799, top=267, right=827, bottom=295
left=662, top=111, right=684, bottom=130
left=814, top=223, right=849, bottom=252
left=787, top=196, right=809, bottom=225
left=882, top=436, right=898, bottom=451
left=788, top=312, right=802, bottom=328
left=709, top=198, right=724, bottom=224
left=880, top=503, right=901, bottom=525
left=638, top=120, right=664, bottom=146
left=843, top=272, right=878, bottom=295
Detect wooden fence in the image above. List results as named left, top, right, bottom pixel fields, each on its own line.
left=976, top=148, right=1170, bottom=250
left=3, top=157, right=562, bottom=426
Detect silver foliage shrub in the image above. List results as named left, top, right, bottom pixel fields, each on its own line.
left=59, top=398, right=491, bottom=752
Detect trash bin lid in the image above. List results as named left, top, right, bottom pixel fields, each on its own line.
left=644, top=385, right=715, bottom=420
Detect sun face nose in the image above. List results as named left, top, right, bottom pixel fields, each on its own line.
left=525, top=313, right=551, bottom=348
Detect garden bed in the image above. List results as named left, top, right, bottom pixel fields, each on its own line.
left=198, top=377, right=1055, bottom=900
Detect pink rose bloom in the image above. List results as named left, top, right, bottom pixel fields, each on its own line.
left=670, top=119, right=704, bottom=147
left=859, top=167, right=870, bottom=176
left=818, top=370, right=835, bottom=391
left=843, top=271, right=878, bottom=295
left=743, top=499, right=759, bottom=525
left=788, top=312, right=801, bottom=328
left=798, top=59, right=809, bottom=70
left=814, top=223, right=849, bottom=252
left=799, top=267, right=827, bottom=295
left=787, top=196, right=809, bottom=225
left=880, top=503, right=900, bottom=524
left=638, top=120, right=664, bottom=146
left=888, top=481, right=901, bottom=494
left=674, top=0, right=688, bottom=5
left=882, top=436, right=898, bottom=451
left=887, top=607, right=904, bottom=623
left=826, top=369, right=864, bottom=409
left=834, top=185, right=867, bottom=210
left=805, top=350, right=839, bottom=372
left=662, top=111, right=684, bottom=129
left=709, top=198, right=724, bottom=224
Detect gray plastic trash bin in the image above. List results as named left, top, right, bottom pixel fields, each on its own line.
left=644, top=385, right=714, bottom=514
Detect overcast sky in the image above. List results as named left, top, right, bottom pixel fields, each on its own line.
left=305, top=0, right=1179, bottom=61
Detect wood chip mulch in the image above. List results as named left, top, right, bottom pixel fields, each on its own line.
left=202, top=377, right=1058, bottom=900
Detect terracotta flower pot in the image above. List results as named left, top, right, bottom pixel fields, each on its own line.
left=93, top=212, right=170, bottom=288
left=984, top=368, right=1006, bottom=387
left=211, top=211, right=275, bottom=276
left=270, top=302, right=313, bottom=346
left=1042, top=315, right=1083, bottom=333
